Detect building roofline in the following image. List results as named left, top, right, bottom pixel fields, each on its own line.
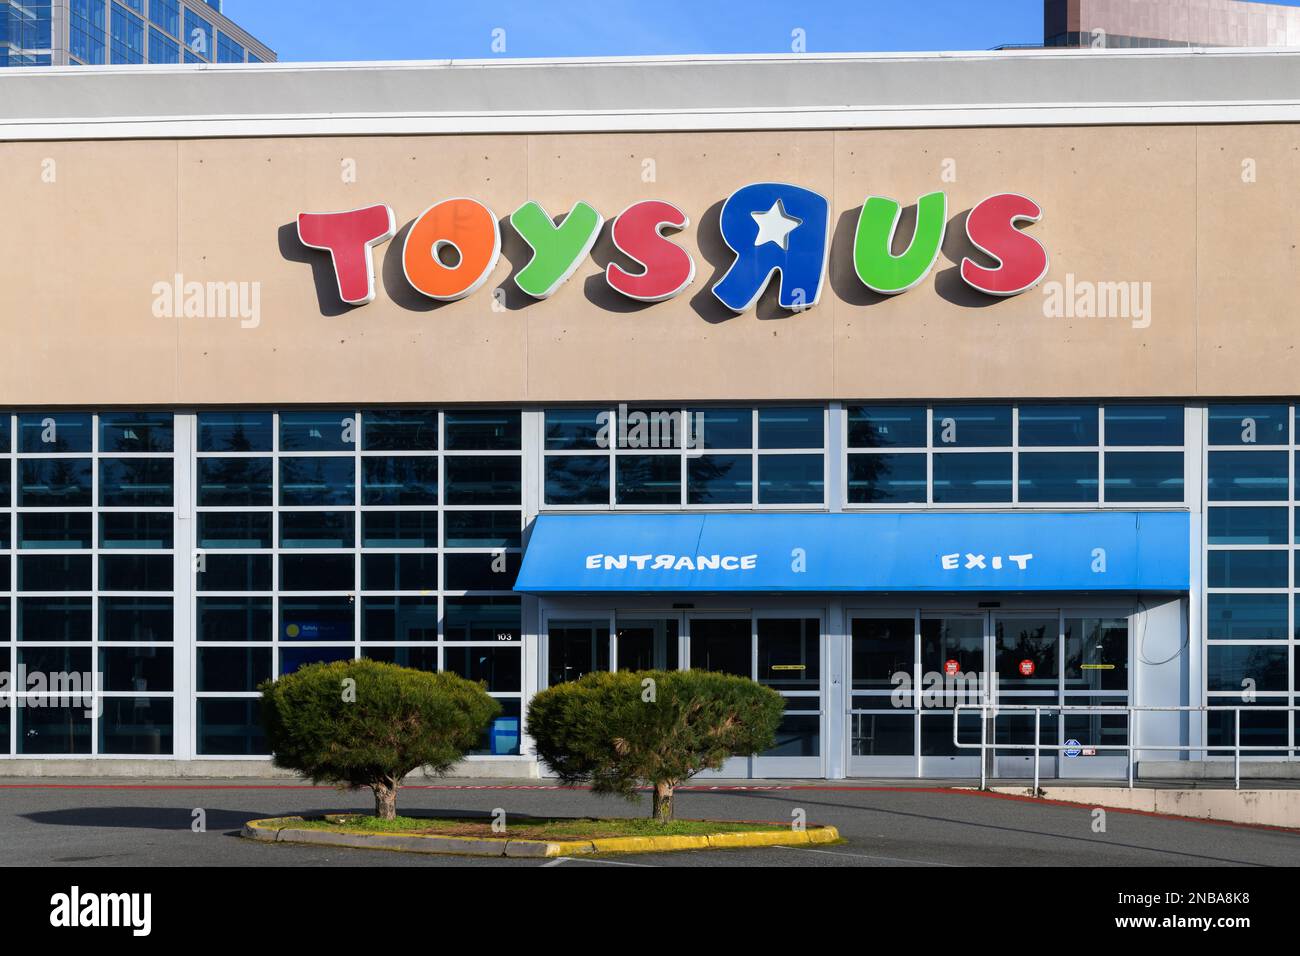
left=4, top=46, right=1300, bottom=140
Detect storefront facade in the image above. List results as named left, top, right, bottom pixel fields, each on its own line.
left=0, top=49, right=1297, bottom=776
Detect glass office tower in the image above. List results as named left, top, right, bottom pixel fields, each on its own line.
left=0, top=0, right=273, bottom=67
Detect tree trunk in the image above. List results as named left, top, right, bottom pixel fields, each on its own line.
left=651, top=781, right=674, bottom=823
left=373, top=781, right=398, bottom=820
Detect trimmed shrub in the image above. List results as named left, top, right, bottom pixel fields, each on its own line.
left=527, top=669, right=784, bottom=822
left=260, top=659, right=499, bottom=819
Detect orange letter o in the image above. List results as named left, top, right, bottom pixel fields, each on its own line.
left=402, top=198, right=501, bottom=300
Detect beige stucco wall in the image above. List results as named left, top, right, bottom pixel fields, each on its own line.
left=0, top=124, right=1294, bottom=406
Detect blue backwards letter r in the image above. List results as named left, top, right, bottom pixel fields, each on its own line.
left=711, top=182, right=831, bottom=313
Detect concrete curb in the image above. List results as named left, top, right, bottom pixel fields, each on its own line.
left=242, top=817, right=840, bottom=857
left=978, top=786, right=1300, bottom=830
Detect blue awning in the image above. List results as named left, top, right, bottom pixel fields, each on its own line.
left=514, top=511, right=1189, bottom=593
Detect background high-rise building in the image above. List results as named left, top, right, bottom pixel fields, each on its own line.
left=0, top=0, right=273, bottom=67
left=1045, top=0, right=1300, bottom=48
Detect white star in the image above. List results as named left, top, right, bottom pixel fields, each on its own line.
left=750, top=199, right=802, bottom=250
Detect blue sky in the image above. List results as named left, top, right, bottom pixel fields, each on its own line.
left=222, top=0, right=1052, bottom=61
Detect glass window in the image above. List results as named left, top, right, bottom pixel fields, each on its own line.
left=182, top=5, right=212, bottom=59
left=1104, top=452, right=1183, bottom=503
left=361, top=456, right=438, bottom=505
left=847, top=406, right=926, bottom=448
left=100, top=597, right=173, bottom=642
left=196, top=553, right=271, bottom=592
left=1206, top=451, right=1288, bottom=501
left=1207, top=645, right=1288, bottom=692
left=150, top=0, right=179, bottom=37
left=197, top=512, right=272, bottom=549
left=362, top=410, right=437, bottom=451
left=279, top=457, right=356, bottom=506
left=280, top=554, right=354, bottom=591
left=20, top=459, right=92, bottom=507
left=932, top=453, right=1012, bottom=503
left=216, top=31, right=243, bottom=63
left=932, top=405, right=1011, bottom=447
left=196, top=597, right=272, bottom=642
left=99, top=458, right=174, bottom=507
left=1208, top=507, right=1287, bottom=545
left=758, top=454, right=823, bottom=505
left=444, top=511, right=520, bottom=548
left=544, top=408, right=607, bottom=450
left=444, top=411, right=521, bottom=450
left=363, top=511, right=437, bottom=549
left=692, top=407, right=752, bottom=449
left=100, top=555, right=172, bottom=592
left=1017, top=404, right=1099, bottom=446
left=102, top=699, right=173, bottom=755
left=99, top=646, right=173, bottom=692
left=758, top=407, right=822, bottom=449
left=198, top=412, right=273, bottom=452
left=851, top=617, right=914, bottom=696
left=689, top=618, right=751, bottom=676
left=444, top=597, right=520, bottom=641
left=19, top=413, right=92, bottom=453
left=280, top=512, right=354, bottom=549
left=444, top=457, right=520, bottom=505
left=153, top=32, right=184, bottom=69
left=20, top=513, right=92, bottom=550
left=364, top=645, right=439, bottom=670
left=18, top=703, right=91, bottom=755
left=444, top=646, right=521, bottom=693
left=1017, top=452, right=1098, bottom=503
left=109, top=4, right=145, bottom=64
left=70, top=0, right=106, bottom=64
left=444, top=552, right=520, bottom=591
left=279, top=411, right=354, bottom=452
left=361, top=597, right=437, bottom=642
left=847, top=453, right=926, bottom=504
left=1208, top=404, right=1288, bottom=446
left=362, top=553, right=438, bottom=592
left=19, top=555, right=92, bottom=592
left=197, top=458, right=272, bottom=506
left=19, top=597, right=92, bottom=642
left=99, top=413, right=174, bottom=452
left=545, top=456, right=608, bottom=505
left=1104, top=405, right=1182, bottom=446
left=616, top=455, right=680, bottom=505
left=1208, top=550, right=1288, bottom=589
left=687, top=454, right=753, bottom=505
left=101, top=513, right=173, bottom=549
left=197, top=699, right=266, bottom=755
left=197, top=647, right=272, bottom=692
left=281, top=598, right=354, bottom=642
left=1206, top=593, right=1287, bottom=641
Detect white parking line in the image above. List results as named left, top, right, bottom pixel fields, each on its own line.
left=541, top=856, right=655, bottom=867
left=773, top=845, right=960, bottom=866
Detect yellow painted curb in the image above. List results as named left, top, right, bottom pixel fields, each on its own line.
left=242, top=817, right=839, bottom=857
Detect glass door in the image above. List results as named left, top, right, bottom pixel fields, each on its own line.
left=616, top=614, right=682, bottom=672
left=753, top=614, right=823, bottom=777
left=992, top=613, right=1060, bottom=778
left=686, top=612, right=824, bottom=778
left=847, top=613, right=919, bottom=776
left=685, top=615, right=753, bottom=778
left=918, top=613, right=985, bottom=777
left=542, top=614, right=611, bottom=687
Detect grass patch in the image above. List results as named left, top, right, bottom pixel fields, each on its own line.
left=266, top=814, right=792, bottom=841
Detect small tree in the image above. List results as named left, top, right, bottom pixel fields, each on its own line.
left=527, top=670, right=784, bottom=823
left=260, top=660, right=499, bottom=820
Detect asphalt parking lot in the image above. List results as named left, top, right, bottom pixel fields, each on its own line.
left=0, top=778, right=1295, bottom=867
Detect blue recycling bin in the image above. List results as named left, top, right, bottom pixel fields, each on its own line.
left=489, top=717, right=520, bottom=756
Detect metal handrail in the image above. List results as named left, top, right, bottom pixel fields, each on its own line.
left=952, top=703, right=1299, bottom=791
